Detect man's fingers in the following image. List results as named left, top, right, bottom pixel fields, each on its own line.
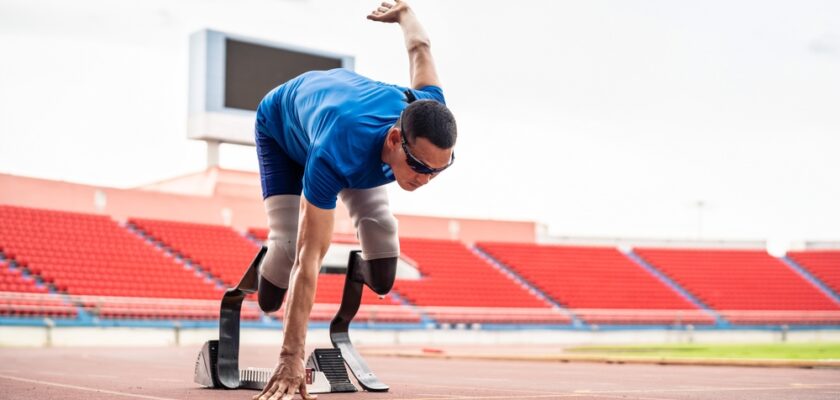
left=299, top=380, right=318, bottom=400
left=257, top=381, right=279, bottom=400
left=268, top=381, right=289, bottom=400
left=255, top=375, right=278, bottom=399
left=377, top=6, right=389, bottom=13
left=282, top=379, right=298, bottom=400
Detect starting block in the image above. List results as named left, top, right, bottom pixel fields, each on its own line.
left=193, top=247, right=388, bottom=393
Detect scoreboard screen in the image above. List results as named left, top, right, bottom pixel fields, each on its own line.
left=188, top=30, right=353, bottom=145
left=223, top=39, right=344, bottom=111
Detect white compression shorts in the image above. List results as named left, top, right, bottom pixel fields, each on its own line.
left=260, top=186, right=399, bottom=287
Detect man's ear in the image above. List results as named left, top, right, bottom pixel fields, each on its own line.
left=387, top=128, right=401, bottom=149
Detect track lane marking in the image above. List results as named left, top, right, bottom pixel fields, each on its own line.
left=382, top=395, right=584, bottom=400
left=0, top=374, right=181, bottom=400
left=87, top=374, right=119, bottom=379
left=574, top=382, right=840, bottom=394
left=387, top=380, right=567, bottom=394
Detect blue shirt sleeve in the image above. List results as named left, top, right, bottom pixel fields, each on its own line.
left=407, top=85, right=445, bottom=104
left=302, top=152, right=345, bottom=210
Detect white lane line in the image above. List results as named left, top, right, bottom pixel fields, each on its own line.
left=385, top=395, right=584, bottom=400
left=0, top=374, right=181, bottom=400
left=87, top=374, right=119, bottom=379
left=37, top=371, right=67, bottom=376
left=387, top=380, right=565, bottom=395
left=583, top=393, right=679, bottom=400
left=577, top=382, right=840, bottom=394
left=146, top=378, right=187, bottom=383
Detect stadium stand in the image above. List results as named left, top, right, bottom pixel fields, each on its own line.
left=395, top=238, right=569, bottom=324
left=788, top=250, right=840, bottom=295
left=477, top=242, right=712, bottom=324
left=0, top=292, right=77, bottom=319
left=635, top=248, right=840, bottom=324
left=0, top=205, right=229, bottom=320
left=0, top=259, right=76, bottom=318
left=2, top=204, right=839, bottom=326
left=129, top=218, right=261, bottom=287
left=0, top=259, right=47, bottom=294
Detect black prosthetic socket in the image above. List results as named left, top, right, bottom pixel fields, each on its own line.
left=348, top=253, right=397, bottom=295
left=257, top=275, right=287, bottom=313
left=330, top=251, right=397, bottom=333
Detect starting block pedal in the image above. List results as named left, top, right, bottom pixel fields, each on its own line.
left=305, top=348, right=357, bottom=393
left=193, top=247, right=388, bottom=394
left=194, top=340, right=345, bottom=393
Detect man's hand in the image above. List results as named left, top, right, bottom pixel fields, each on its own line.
left=253, top=354, right=316, bottom=400
left=367, top=0, right=410, bottom=24
left=367, top=0, right=439, bottom=89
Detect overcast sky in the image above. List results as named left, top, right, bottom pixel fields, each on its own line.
left=1, top=0, right=838, bottom=244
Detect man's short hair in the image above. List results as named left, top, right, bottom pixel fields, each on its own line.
left=400, top=100, right=457, bottom=149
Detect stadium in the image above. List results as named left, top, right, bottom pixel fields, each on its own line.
left=1, top=1, right=839, bottom=399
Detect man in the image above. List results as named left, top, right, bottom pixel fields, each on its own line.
left=253, top=1, right=456, bottom=399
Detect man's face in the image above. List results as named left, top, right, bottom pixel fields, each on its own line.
left=392, top=131, right=454, bottom=192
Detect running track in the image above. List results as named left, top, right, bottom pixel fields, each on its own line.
left=1, top=346, right=839, bottom=400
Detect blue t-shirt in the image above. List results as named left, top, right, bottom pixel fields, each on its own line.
left=257, top=68, right=446, bottom=209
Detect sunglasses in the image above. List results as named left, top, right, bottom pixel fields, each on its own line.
left=400, top=118, right=455, bottom=175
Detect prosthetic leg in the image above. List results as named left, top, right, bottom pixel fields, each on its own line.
left=330, top=250, right=396, bottom=392
left=194, top=248, right=394, bottom=393
left=194, top=247, right=336, bottom=393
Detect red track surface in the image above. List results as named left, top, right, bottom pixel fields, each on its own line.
left=1, top=346, right=839, bottom=400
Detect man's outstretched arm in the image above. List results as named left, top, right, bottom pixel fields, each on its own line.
left=368, top=0, right=440, bottom=89
left=255, top=196, right=333, bottom=400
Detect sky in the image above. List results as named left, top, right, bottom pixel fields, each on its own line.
left=0, top=0, right=838, bottom=245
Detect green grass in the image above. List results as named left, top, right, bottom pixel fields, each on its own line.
left=564, top=343, right=840, bottom=360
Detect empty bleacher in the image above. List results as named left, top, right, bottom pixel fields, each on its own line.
left=478, top=242, right=711, bottom=324
left=130, top=218, right=261, bottom=287
left=0, top=259, right=46, bottom=294
left=395, top=238, right=569, bottom=324
left=0, top=205, right=225, bottom=319
left=788, top=250, right=840, bottom=296
left=635, top=248, right=840, bottom=324
left=2, top=204, right=839, bottom=326
left=0, top=260, right=76, bottom=318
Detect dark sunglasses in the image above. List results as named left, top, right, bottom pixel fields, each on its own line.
left=400, top=118, right=455, bottom=175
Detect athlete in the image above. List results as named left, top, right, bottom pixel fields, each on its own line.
left=253, top=1, right=456, bottom=399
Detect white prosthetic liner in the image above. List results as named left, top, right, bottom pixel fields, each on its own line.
left=260, top=195, right=300, bottom=289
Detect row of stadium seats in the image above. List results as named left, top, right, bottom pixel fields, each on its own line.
left=0, top=260, right=48, bottom=293
left=476, top=242, right=713, bottom=324
left=396, top=239, right=548, bottom=308
left=633, top=249, right=839, bottom=312
left=129, top=218, right=260, bottom=287
left=0, top=206, right=224, bottom=302
left=0, top=293, right=77, bottom=318
left=1, top=204, right=839, bottom=325
left=788, top=251, right=840, bottom=295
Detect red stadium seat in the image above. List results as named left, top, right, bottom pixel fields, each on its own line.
left=477, top=242, right=712, bottom=325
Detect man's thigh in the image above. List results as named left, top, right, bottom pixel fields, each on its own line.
left=255, top=124, right=303, bottom=198
left=339, top=186, right=400, bottom=260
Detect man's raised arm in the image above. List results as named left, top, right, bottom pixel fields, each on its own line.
left=255, top=197, right=333, bottom=400
left=368, top=0, right=441, bottom=89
